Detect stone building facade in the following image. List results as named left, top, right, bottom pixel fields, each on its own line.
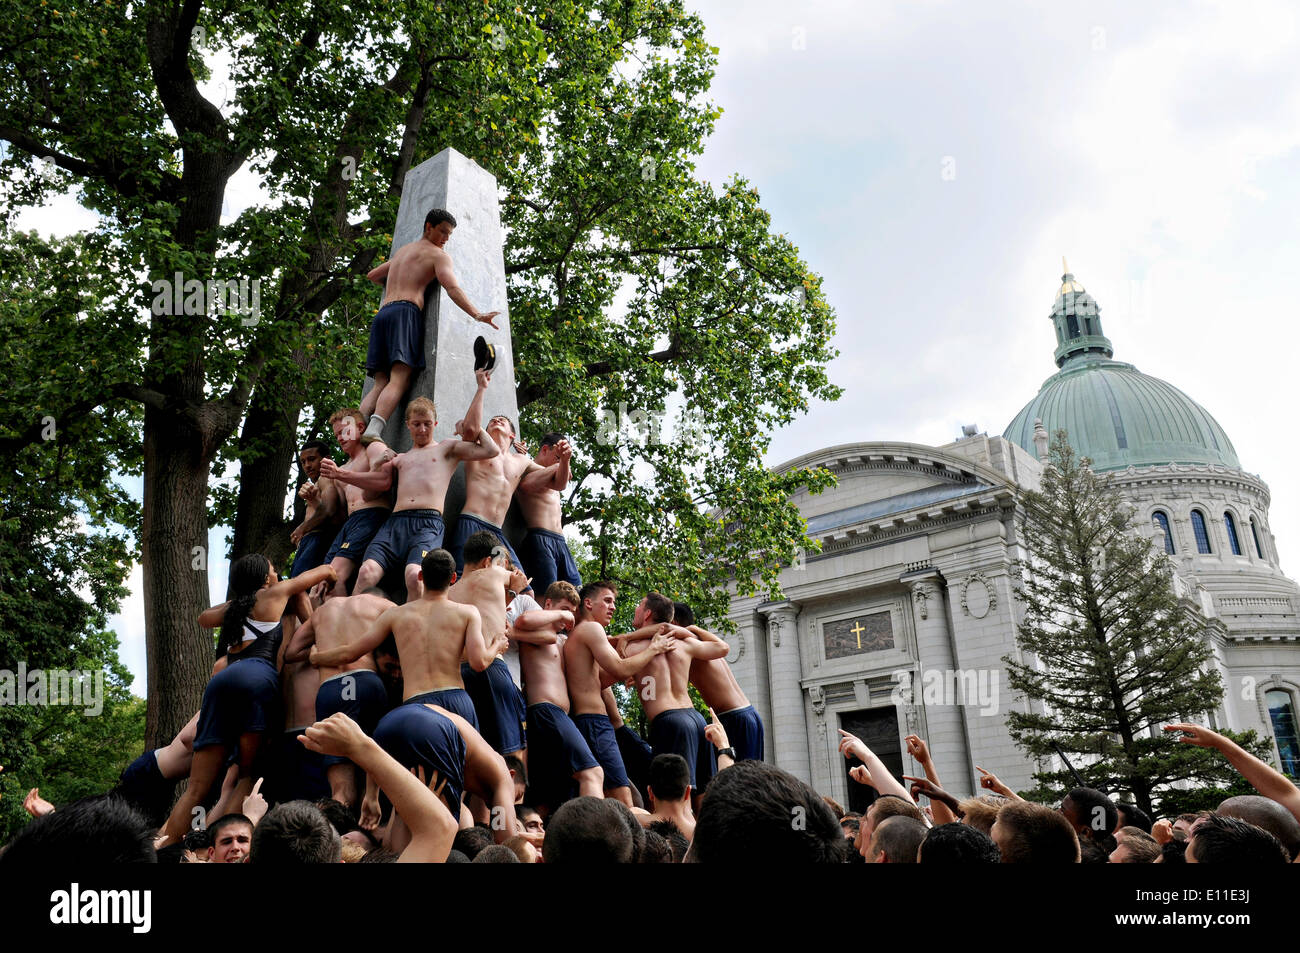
left=728, top=268, right=1300, bottom=804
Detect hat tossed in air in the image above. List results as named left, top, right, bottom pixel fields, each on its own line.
left=473, top=335, right=497, bottom=372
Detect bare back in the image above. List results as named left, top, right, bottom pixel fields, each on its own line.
left=448, top=566, right=510, bottom=657
left=392, top=438, right=464, bottom=513
left=387, top=597, right=480, bottom=699
left=689, top=656, right=748, bottom=712
left=628, top=637, right=695, bottom=720
left=380, top=239, right=444, bottom=309
left=312, top=594, right=391, bottom=681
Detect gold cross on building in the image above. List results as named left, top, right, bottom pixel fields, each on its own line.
left=850, top=620, right=866, bottom=649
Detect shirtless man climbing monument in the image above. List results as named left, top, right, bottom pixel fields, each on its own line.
left=360, top=207, right=501, bottom=445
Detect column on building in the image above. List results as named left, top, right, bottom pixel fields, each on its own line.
left=902, top=569, right=971, bottom=792
left=757, top=602, right=811, bottom=782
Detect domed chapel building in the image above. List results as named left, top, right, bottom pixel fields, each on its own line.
left=726, top=267, right=1300, bottom=809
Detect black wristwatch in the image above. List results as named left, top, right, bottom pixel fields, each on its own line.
left=717, top=747, right=736, bottom=761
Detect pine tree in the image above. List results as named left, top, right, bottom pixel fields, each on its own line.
left=1004, top=431, right=1254, bottom=815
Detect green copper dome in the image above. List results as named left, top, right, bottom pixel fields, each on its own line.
left=1004, top=267, right=1240, bottom=472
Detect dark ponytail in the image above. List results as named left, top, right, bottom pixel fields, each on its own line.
left=219, top=554, right=272, bottom=653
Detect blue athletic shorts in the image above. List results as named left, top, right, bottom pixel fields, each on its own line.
left=648, top=707, right=717, bottom=791
left=445, top=512, right=526, bottom=586
left=325, top=507, right=390, bottom=563
left=373, top=704, right=466, bottom=820
left=404, top=687, right=479, bottom=732
left=718, top=705, right=765, bottom=763
left=520, top=528, right=582, bottom=597
left=289, top=529, right=328, bottom=579
left=315, top=670, right=391, bottom=767
left=194, top=656, right=281, bottom=751
left=526, top=702, right=599, bottom=807
left=460, top=658, right=526, bottom=754
left=366, top=299, right=425, bottom=376
left=362, top=508, right=445, bottom=571
left=572, top=713, right=630, bottom=791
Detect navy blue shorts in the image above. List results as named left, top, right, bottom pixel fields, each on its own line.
left=615, top=723, right=654, bottom=801
left=113, top=750, right=173, bottom=829
left=366, top=299, right=425, bottom=376
left=194, top=656, right=281, bottom=751
left=573, top=713, right=630, bottom=791
left=405, top=687, right=479, bottom=732
left=718, top=705, right=765, bottom=763
left=520, top=528, right=582, bottom=597
left=289, top=529, right=328, bottom=579
left=373, top=704, right=466, bottom=820
left=362, top=508, right=445, bottom=572
left=460, top=659, right=526, bottom=754
left=648, top=707, right=717, bottom=791
left=315, top=670, right=391, bottom=767
left=325, top=507, right=390, bottom=564
left=526, top=702, right=599, bottom=807
left=445, top=513, right=526, bottom=586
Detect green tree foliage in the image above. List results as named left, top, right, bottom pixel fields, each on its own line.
left=1, top=0, right=839, bottom=744
left=0, top=228, right=143, bottom=839
left=1004, top=432, right=1260, bottom=815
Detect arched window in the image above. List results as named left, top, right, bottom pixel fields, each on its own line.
left=1223, top=512, right=1242, bottom=555
left=1067, top=315, right=1080, bottom=337
left=1266, top=689, right=1300, bottom=778
left=1190, top=510, right=1212, bottom=554
left=1152, top=511, right=1175, bottom=554
left=1251, top=517, right=1265, bottom=559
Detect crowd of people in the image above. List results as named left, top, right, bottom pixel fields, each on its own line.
left=5, top=207, right=1298, bottom=865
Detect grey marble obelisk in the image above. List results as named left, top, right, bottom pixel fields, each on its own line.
left=361, top=148, right=521, bottom=546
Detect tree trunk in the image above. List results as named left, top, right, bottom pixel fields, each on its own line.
left=230, top=369, right=306, bottom=567
left=141, top=407, right=216, bottom=750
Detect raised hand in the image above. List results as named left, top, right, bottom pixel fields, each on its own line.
left=475, top=310, right=501, bottom=329
left=300, top=712, right=368, bottom=760
left=837, top=729, right=870, bottom=763
left=23, top=787, right=55, bottom=818
left=1151, top=818, right=1174, bottom=845
left=241, top=777, right=268, bottom=827
left=650, top=633, right=677, bottom=655
left=902, top=775, right=945, bottom=802
left=319, top=458, right=341, bottom=480
left=849, top=764, right=875, bottom=788
left=704, top=708, right=731, bottom=751
left=475, top=368, right=492, bottom=390
left=1163, top=723, right=1223, bottom=748
left=360, top=793, right=382, bottom=832
left=904, top=734, right=932, bottom=764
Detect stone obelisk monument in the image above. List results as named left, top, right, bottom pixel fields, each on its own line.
left=361, top=147, right=521, bottom=539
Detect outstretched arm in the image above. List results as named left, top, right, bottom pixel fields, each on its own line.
left=301, top=714, right=457, bottom=862
left=458, top=370, right=491, bottom=443
left=366, top=261, right=390, bottom=286
left=905, top=734, right=956, bottom=824
left=588, top=627, right=676, bottom=680
left=975, top=765, right=1022, bottom=801
left=283, top=616, right=317, bottom=664
left=1165, top=723, right=1300, bottom=824
left=433, top=250, right=499, bottom=328
left=839, top=729, right=915, bottom=805
left=319, top=455, right=394, bottom=492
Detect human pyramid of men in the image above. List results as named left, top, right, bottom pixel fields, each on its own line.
left=8, top=208, right=1300, bottom=866
left=105, top=207, right=764, bottom=862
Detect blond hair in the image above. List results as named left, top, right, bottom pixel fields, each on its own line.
left=329, top=407, right=365, bottom=431
left=406, top=396, right=437, bottom=421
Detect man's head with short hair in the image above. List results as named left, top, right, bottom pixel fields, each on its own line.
left=404, top=396, right=437, bottom=446
left=918, top=822, right=1000, bottom=863
left=689, top=761, right=845, bottom=864
left=473, top=844, right=521, bottom=863
left=641, top=830, right=672, bottom=863
left=505, top=755, right=528, bottom=804
left=419, top=549, right=457, bottom=592
left=1116, top=802, right=1152, bottom=834
left=518, top=805, right=544, bottom=835
left=0, top=795, right=156, bottom=865
left=299, top=440, right=331, bottom=481
left=452, top=826, right=493, bottom=861
left=329, top=408, right=366, bottom=449
left=536, top=432, right=567, bottom=465
left=423, top=208, right=457, bottom=245
left=672, top=602, right=695, bottom=627
left=1173, top=811, right=1210, bottom=841
left=648, top=753, right=691, bottom=805
left=867, top=815, right=927, bottom=864
left=648, top=819, right=690, bottom=863
left=1061, top=787, right=1118, bottom=840
left=251, top=801, right=341, bottom=864
left=1109, top=826, right=1160, bottom=863
left=635, top=591, right=675, bottom=627
left=544, top=580, right=580, bottom=616
left=1216, top=795, right=1300, bottom=861
left=991, top=801, right=1080, bottom=863
left=207, top=813, right=254, bottom=864
left=578, top=581, right=617, bottom=624
left=858, top=794, right=925, bottom=857
left=957, top=794, right=1006, bottom=836
left=544, top=797, right=634, bottom=864
left=1186, top=814, right=1290, bottom=864
left=462, top=530, right=506, bottom=569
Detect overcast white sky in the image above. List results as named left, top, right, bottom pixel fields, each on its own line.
left=18, top=1, right=1299, bottom=693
